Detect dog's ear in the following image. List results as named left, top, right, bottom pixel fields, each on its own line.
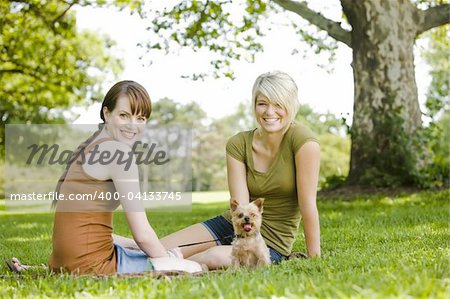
left=253, top=198, right=264, bottom=212
left=230, top=199, right=239, bottom=212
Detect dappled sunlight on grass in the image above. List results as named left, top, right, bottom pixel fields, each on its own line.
left=15, top=222, right=43, bottom=230
left=6, top=235, right=50, bottom=243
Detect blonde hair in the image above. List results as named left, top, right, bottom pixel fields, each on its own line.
left=252, top=71, right=299, bottom=126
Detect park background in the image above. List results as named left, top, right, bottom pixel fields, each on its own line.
left=0, top=0, right=449, bottom=298
left=1, top=0, right=449, bottom=192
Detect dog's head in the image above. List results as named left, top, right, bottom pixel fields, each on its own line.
left=230, top=198, right=264, bottom=237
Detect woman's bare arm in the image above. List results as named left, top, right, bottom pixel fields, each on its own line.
left=106, top=141, right=168, bottom=258
left=295, top=141, right=321, bottom=257
left=227, top=154, right=250, bottom=204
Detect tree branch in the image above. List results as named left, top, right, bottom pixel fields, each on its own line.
left=417, top=4, right=450, bottom=36
left=12, top=0, right=78, bottom=34
left=52, top=1, right=78, bottom=25
left=0, top=65, right=49, bottom=84
left=0, top=69, right=25, bottom=74
left=272, top=0, right=352, bottom=47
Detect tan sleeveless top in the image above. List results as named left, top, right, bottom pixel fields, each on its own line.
left=48, top=137, right=121, bottom=275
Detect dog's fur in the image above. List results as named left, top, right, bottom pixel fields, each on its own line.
left=230, top=198, right=271, bottom=268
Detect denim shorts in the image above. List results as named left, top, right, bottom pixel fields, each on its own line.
left=201, top=215, right=288, bottom=264
left=114, top=243, right=154, bottom=274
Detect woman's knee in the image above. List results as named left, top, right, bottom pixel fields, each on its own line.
left=197, top=247, right=231, bottom=270
left=161, top=223, right=216, bottom=258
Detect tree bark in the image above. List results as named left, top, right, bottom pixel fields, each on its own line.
left=272, top=0, right=449, bottom=186
left=341, top=0, right=424, bottom=186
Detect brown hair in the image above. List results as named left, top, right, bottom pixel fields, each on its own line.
left=53, top=81, right=152, bottom=207
left=100, top=80, right=152, bottom=121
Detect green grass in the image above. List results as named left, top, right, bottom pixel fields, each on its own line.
left=0, top=191, right=449, bottom=298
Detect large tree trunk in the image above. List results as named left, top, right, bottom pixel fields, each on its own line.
left=342, top=0, right=424, bottom=186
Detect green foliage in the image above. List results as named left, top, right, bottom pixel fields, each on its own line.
left=147, top=99, right=254, bottom=191
left=147, top=0, right=270, bottom=80
left=148, top=99, right=351, bottom=191
left=422, top=26, right=450, bottom=119
left=0, top=191, right=448, bottom=298
left=145, top=1, right=346, bottom=79
left=352, top=105, right=446, bottom=189
left=295, top=104, right=350, bottom=188
left=148, top=98, right=210, bottom=191
left=0, top=160, right=3, bottom=197
left=196, top=103, right=255, bottom=191
left=0, top=0, right=144, bottom=155
left=149, top=97, right=207, bottom=126
left=296, top=104, right=347, bottom=136
left=418, top=25, right=450, bottom=188
left=291, top=22, right=340, bottom=72
left=321, top=173, right=347, bottom=190
left=142, top=0, right=450, bottom=189
left=318, top=133, right=350, bottom=188
left=417, top=110, right=450, bottom=188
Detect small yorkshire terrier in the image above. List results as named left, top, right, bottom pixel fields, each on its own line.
left=230, top=198, right=271, bottom=268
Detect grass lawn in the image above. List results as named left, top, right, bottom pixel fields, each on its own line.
left=0, top=190, right=449, bottom=298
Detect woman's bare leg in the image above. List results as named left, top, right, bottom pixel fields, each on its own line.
left=113, top=234, right=206, bottom=273
left=160, top=223, right=218, bottom=258
left=113, top=223, right=217, bottom=258
left=188, top=246, right=233, bottom=270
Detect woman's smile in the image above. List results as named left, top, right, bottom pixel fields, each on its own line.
left=262, top=117, right=280, bottom=123
left=120, top=129, right=137, bottom=139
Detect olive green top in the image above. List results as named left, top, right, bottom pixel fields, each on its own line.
left=222, top=123, right=319, bottom=256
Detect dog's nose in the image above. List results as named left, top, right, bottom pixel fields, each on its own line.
left=244, top=216, right=250, bottom=222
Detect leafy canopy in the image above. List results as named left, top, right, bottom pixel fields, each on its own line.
left=0, top=0, right=143, bottom=151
